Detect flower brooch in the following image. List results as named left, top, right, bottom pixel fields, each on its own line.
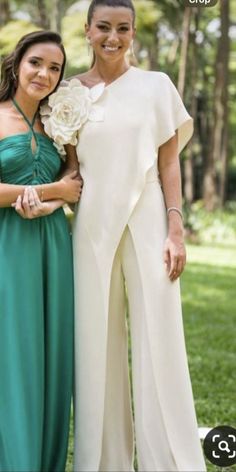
left=40, top=78, right=105, bottom=155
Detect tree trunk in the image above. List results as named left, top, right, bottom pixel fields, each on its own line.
left=203, top=0, right=229, bottom=210
left=37, top=0, right=50, bottom=29
left=148, top=28, right=159, bottom=71
left=167, top=37, right=179, bottom=65
left=177, top=6, right=193, bottom=204
left=218, top=0, right=230, bottom=206
left=50, top=0, right=62, bottom=33
left=178, top=7, right=192, bottom=99
left=0, top=0, right=10, bottom=26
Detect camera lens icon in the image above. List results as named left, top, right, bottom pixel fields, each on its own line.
left=203, top=425, right=236, bottom=467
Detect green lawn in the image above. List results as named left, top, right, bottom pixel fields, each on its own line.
left=67, top=244, right=236, bottom=471
left=182, top=244, right=236, bottom=472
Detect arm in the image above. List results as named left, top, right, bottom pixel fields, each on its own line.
left=13, top=187, right=65, bottom=219
left=61, top=144, right=81, bottom=177
left=0, top=172, right=81, bottom=208
left=11, top=145, right=82, bottom=218
left=34, top=144, right=82, bottom=214
left=0, top=144, right=81, bottom=209
left=158, top=132, right=186, bottom=281
left=0, top=181, right=65, bottom=208
left=62, top=144, right=83, bottom=212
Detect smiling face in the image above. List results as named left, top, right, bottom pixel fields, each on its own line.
left=85, top=6, right=135, bottom=64
left=16, top=42, right=64, bottom=102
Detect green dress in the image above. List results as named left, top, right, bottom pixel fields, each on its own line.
left=0, top=102, right=73, bottom=472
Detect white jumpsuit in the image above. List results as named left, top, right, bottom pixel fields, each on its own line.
left=72, top=67, right=206, bottom=471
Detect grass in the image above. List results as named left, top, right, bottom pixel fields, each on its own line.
left=182, top=244, right=236, bottom=472
left=66, top=244, right=236, bottom=472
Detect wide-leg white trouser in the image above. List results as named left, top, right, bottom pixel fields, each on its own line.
left=99, top=226, right=177, bottom=472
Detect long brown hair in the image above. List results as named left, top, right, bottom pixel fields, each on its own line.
left=0, top=30, right=66, bottom=102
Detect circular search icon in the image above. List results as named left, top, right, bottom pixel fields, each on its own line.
left=218, top=440, right=230, bottom=453
left=203, top=425, right=236, bottom=467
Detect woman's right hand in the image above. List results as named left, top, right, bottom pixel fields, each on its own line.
left=59, top=171, right=83, bottom=203
left=13, top=187, right=64, bottom=219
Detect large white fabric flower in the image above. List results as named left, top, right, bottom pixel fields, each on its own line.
left=40, top=79, right=105, bottom=150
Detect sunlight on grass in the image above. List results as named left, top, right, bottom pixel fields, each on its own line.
left=186, top=244, right=236, bottom=268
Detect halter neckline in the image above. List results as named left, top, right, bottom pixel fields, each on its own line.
left=12, top=98, right=38, bottom=130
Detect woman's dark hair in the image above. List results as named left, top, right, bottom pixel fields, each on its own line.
left=0, top=30, right=66, bottom=102
left=87, top=0, right=136, bottom=26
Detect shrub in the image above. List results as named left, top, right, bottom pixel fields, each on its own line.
left=184, top=201, right=236, bottom=246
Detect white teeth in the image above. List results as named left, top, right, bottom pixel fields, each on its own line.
left=103, top=46, right=119, bottom=51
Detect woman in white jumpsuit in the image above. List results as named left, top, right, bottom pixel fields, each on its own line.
left=42, top=0, right=206, bottom=470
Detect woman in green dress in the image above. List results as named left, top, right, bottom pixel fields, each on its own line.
left=0, top=31, right=81, bottom=472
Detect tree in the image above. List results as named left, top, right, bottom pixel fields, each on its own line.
left=37, top=0, right=49, bottom=29
left=49, top=0, right=62, bottom=32
left=218, top=0, right=230, bottom=206
left=178, top=7, right=192, bottom=98
left=0, top=0, right=11, bottom=26
left=133, top=0, right=161, bottom=70
left=177, top=6, right=193, bottom=204
left=203, top=0, right=230, bottom=209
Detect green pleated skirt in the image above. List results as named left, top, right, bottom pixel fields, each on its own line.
left=0, top=207, right=74, bottom=472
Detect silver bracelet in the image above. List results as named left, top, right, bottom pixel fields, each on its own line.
left=167, top=207, right=183, bottom=219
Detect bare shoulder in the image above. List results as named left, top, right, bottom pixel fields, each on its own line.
left=0, top=101, right=15, bottom=138
left=0, top=100, right=26, bottom=140
left=0, top=100, right=11, bottom=114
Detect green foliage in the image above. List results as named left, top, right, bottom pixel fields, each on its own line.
left=134, top=0, right=160, bottom=43
left=134, top=0, right=160, bottom=28
left=184, top=201, right=236, bottom=246
left=62, top=12, right=90, bottom=75
left=0, top=20, right=40, bottom=57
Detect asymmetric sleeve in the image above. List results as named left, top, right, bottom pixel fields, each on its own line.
left=154, top=73, right=193, bottom=153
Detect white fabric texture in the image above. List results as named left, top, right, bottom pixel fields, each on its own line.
left=98, top=226, right=178, bottom=472
left=72, top=67, right=206, bottom=471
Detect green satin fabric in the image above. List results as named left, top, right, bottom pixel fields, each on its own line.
left=0, top=132, right=74, bottom=472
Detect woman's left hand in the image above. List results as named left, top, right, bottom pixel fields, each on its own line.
left=13, top=186, right=62, bottom=219
left=163, top=233, right=186, bottom=282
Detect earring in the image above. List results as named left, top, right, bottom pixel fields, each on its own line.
left=86, top=37, right=92, bottom=56
left=12, top=70, right=18, bottom=87
left=129, top=40, right=135, bottom=57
